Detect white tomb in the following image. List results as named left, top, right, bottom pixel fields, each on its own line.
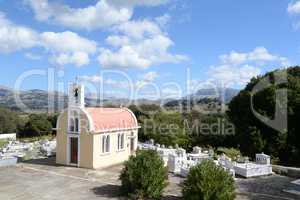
left=138, top=141, right=272, bottom=179
left=168, top=148, right=187, bottom=174
left=233, top=153, right=272, bottom=178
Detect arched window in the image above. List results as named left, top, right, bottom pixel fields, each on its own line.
left=121, top=133, right=124, bottom=149
left=102, top=136, right=106, bottom=153
left=101, top=135, right=110, bottom=153
left=118, top=133, right=125, bottom=150
left=69, top=118, right=75, bottom=132
left=106, top=135, right=110, bottom=153
left=69, top=110, right=79, bottom=133
left=74, top=117, right=79, bottom=132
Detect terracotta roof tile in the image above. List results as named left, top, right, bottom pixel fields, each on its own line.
left=85, top=107, right=138, bottom=133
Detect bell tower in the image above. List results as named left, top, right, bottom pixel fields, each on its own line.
left=69, top=82, right=85, bottom=108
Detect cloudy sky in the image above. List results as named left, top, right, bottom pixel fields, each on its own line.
left=0, top=0, right=300, bottom=98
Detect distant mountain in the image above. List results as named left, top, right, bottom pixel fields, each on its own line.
left=192, top=88, right=239, bottom=103
left=0, top=85, right=239, bottom=113
left=164, top=88, right=239, bottom=113
left=0, top=86, right=161, bottom=112
left=0, top=86, right=13, bottom=97
left=0, top=86, right=67, bottom=112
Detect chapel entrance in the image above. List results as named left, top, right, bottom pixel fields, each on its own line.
left=70, top=137, right=78, bottom=164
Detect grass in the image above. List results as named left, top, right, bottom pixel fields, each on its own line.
left=0, top=139, right=8, bottom=148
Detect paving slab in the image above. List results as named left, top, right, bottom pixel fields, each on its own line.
left=0, top=158, right=180, bottom=200
left=0, top=158, right=299, bottom=200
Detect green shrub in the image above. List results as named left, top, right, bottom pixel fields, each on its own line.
left=216, top=147, right=241, bottom=161
left=182, top=160, right=236, bottom=200
left=120, top=150, right=168, bottom=199
left=0, top=139, right=8, bottom=148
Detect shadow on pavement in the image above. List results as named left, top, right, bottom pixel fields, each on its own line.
left=20, top=157, right=59, bottom=167
left=91, top=185, right=183, bottom=200
left=91, top=185, right=122, bottom=198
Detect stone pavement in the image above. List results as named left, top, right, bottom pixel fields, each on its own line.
left=236, top=175, right=298, bottom=200
left=0, top=158, right=180, bottom=200
left=0, top=158, right=298, bottom=200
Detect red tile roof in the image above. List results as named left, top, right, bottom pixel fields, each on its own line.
left=85, top=107, right=138, bottom=133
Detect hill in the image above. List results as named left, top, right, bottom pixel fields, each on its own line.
left=0, top=86, right=239, bottom=113
left=0, top=86, right=67, bottom=112
left=164, top=88, right=239, bottom=113
left=0, top=86, right=160, bottom=112
left=191, top=88, right=239, bottom=103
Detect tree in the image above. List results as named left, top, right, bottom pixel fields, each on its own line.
left=227, top=66, right=300, bottom=166
left=47, top=113, right=59, bottom=134
left=0, top=107, right=20, bottom=134
left=182, top=160, right=235, bottom=200
left=120, top=150, right=168, bottom=199
left=20, top=114, right=53, bottom=137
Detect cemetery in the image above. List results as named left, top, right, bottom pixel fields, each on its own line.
left=0, top=134, right=56, bottom=167
left=0, top=137, right=299, bottom=199
left=0, top=136, right=273, bottom=179
left=138, top=140, right=273, bottom=179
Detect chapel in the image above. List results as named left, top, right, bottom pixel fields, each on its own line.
left=56, top=83, right=139, bottom=169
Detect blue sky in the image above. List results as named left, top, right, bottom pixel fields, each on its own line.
left=1, top=0, right=300, bottom=98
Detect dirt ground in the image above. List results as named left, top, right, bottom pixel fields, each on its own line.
left=0, top=158, right=298, bottom=200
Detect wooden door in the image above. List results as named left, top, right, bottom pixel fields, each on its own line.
left=70, top=137, right=78, bottom=164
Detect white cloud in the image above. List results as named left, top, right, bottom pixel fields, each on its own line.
left=209, top=64, right=261, bottom=87
left=220, top=47, right=288, bottom=66
left=78, top=75, right=132, bottom=89
left=142, top=71, right=158, bottom=82
left=79, top=71, right=159, bottom=90
left=110, top=0, right=170, bottom=7
left=23, top=1, right=181, bottom=68
left=219, top=51, right=247, bottom=65
left=40, top=31, right=97, bottom=66
left=99, top=46, right=151, bottom=69
left=286, top=1, right=300, bottom=30
left=288, top=1, right=300, bottom=14
left=135, top=80, right=148, bottom=89
left=51, top=52, right=90, bottom=67
left=40, top=31, right=97, bottom=54
left=24, top=52, right=42, bottom=60
left=135, top=71, right=159, bottom=88
left=155, top=14, right=171, bottom=27
left=161, top=88, right=179, bottom=95
left=248, top=47, right=278, bottom=62
left=0, top=13, right=97, bottom=66
left=115, top=20, right=162, bottom=39
left=161, top=86, right=183, bottom=100
left=0, top=12, right=39, bottom=53
left=106, top=35, right=130, bottom=47
left=105, top=78, right=132, bottom=89
left=187, top=80, right=217, bottom=92
left=98, top=19, right=187, bottom=69
left=24, top=0, right=169, bottom=30
left=207, top=47, right=290, bottom=87
left=79, top=75, right=102, bottom=83
left=24, top=0, right=131, bottom=30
